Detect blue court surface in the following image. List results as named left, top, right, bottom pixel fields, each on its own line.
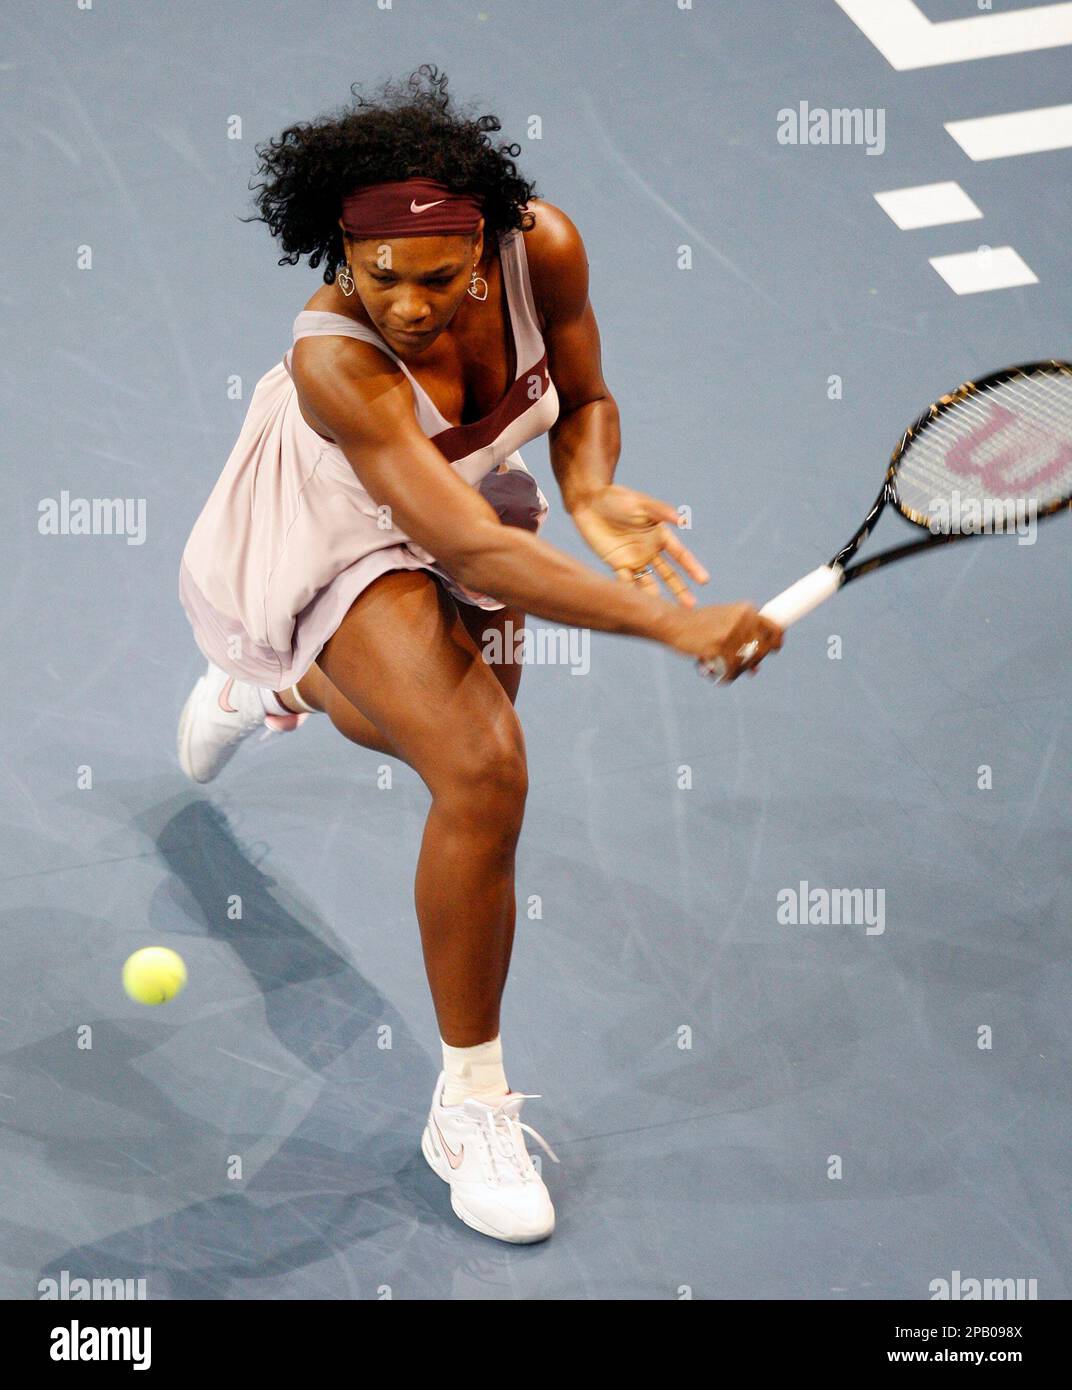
left=3, top=1, right=1069, bottom=1300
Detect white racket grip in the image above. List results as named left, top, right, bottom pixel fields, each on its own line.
left=698, top=564, right=842, bottom=680
left=758, top=563, right=843, bottom=630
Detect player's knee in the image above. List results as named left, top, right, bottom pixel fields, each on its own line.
left=481, top=732, right=529, bottom=806
left=439, top=718, right=528, bottom=815
left=469, top=725, right=528, bottom=807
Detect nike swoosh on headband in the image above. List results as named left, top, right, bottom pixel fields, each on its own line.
left=410, top=198, right=447, bottom=213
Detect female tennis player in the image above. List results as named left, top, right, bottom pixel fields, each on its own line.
left=177, top=66, right=782, bottom=1244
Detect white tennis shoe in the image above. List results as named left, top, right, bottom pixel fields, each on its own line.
left=421, top=1072, right=559, bottom=1243
left=177, top=661, right=308, bottom=784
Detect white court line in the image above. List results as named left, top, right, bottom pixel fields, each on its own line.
left=929, top=246, right=1038, bottom=295
left=874, top=182, right=983, bottom=230
left=946, top=104, right=1072, bottom=160
left=836, top=0, right=1072, bottom=71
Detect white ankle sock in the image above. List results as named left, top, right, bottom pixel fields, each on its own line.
left=287, top=683, right=318, bottom=714
left=257, top=687, right=291, bottom=717
left=441, top=1035, right=509, bottom=1107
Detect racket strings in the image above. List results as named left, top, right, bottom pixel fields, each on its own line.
left=941, top=374, right=1072, bottom=470
left=894, top=369, right=1072, bottom=529
left=904, top=373, right=1071, bottom=490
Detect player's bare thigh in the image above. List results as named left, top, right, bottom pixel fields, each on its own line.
left=313, top=570, right=527, bottom=784
left=454, top=600, right=528, bottom=705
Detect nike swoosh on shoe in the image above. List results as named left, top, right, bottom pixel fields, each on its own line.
left=432, top=1115, right=465, bottom=1169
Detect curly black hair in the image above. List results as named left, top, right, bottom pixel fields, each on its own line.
left=240, top=65, right=539, bottom=285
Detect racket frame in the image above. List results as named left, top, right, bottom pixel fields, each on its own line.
left=699, top=359, right=1072, bottom=680
left=836, top=359, right=1072, bottom=585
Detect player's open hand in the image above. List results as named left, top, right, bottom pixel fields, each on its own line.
left=570, top=484, right=709, bottom=606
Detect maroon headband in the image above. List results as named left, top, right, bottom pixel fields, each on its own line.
left=340, top=177, right=484, bottom=239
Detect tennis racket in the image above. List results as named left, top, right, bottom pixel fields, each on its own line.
left=701, top=360, right=1072, bottom=680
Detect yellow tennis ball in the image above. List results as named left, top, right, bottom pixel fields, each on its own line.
left=122, top=947, right=187, bottom=1005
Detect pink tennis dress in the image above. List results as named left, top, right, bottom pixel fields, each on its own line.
left=178, top=223, right=560, bottom=689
